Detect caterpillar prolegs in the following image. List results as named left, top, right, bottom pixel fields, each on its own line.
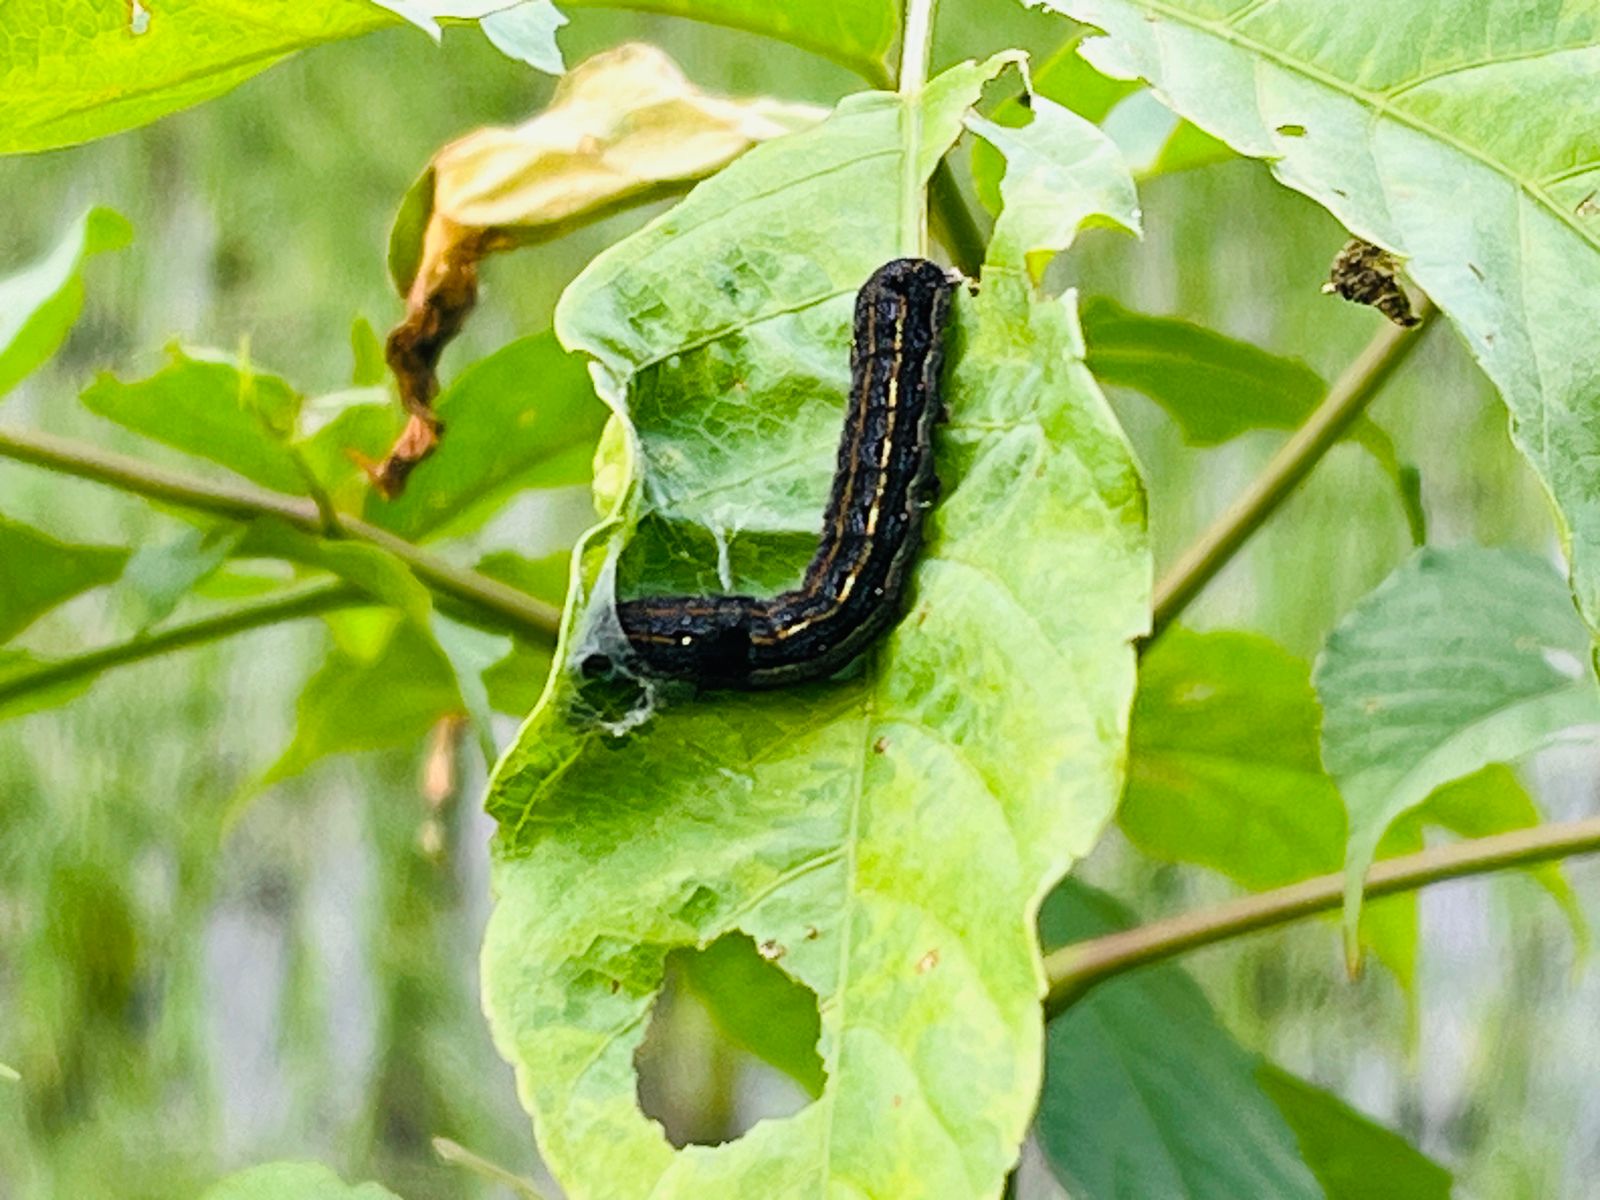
left=592, top=258, right=956, bottom=690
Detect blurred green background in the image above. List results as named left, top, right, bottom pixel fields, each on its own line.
left=1, top=5, right=1594, bottom=1198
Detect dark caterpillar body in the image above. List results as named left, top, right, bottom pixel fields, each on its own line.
left=607, top=257, right=955, bottom=690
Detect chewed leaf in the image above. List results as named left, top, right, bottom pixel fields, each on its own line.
left=966, top=93, right=1140, bottom=279
left=1037, top=0, right=1600, bottom=643
left=480, top=1, right=567, bottom=74
left=480, top=57, right=1148, bottom=1200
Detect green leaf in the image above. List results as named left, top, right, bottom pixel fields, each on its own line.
left=0, top=1, right=896, bottom=156
left=430, top=613, right=510, bottom=765
left=388, top=169, right=436, bottom=296
left=1258, top=1067, right=1454, bottom=1200
left=1120, top=627, right=1430, bottom=977
left=121, top=525, right=245, bottom=629
left=966, top=92, right=1140, bottom=280
left=349, top=316, right=388, bottom=387
left=0, top=515, right=128, bottom=643
left=678, top=934, right=826, bottom=1097
left=1124, top=628, right=1579, bottom=987
left=475, top=551, right=566, bottom=716
left=481, top=59, right=1148, bottom=1200
left=563, top=0, right=898, bottom=80
left=1315, top=547, right=1600, bottom=957
left=201, top=1161, right=402, bottom=1200
left=475, top=550, right=565, bottom=703
left=1386, top=765, right=1586, bottom=950
left=1081, top=298, right=1426, bottom=540
left=481, top=1, right=567, bottom=74
left=1082, top=298, right=1325, bottom=445
left=0, top=650, right=95, bottom=720
left=362, top=332, right=603, bottom=541
left=263, top=621, right=461, bottom=786
left=234, top=520, right=433, bottom=627
left=81, top=346, right=308, bottom=495
left=0, top=207, right=132, bottom=400
left=969, top=37, right=1230, bottom=213
left=1036, top=882, right=1323, bottom=1199
left=1123, top=629, right=1346, bottom=889
left=1038, top=0, right=1600, bottom=640
left=481, top=640, right=555, bottom=716
left=296, top=388, right=405, bottom=509
left=0, top=2, right=395, bottom=155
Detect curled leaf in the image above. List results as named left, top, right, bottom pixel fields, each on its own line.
left=372, top=43, right=825, bottom=497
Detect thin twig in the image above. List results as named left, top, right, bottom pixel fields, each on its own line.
left=1149, top=303, right=1435, bottom=640
left=0, top=426, right=561, bottom=641
left=0, top=583, right=357, bottom=710
left=1044, top=815, right=1600, bottom=1017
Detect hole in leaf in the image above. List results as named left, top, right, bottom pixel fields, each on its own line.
left=634, top=933, right=825, bottom=1148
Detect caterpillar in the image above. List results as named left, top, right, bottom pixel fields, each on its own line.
left=589, top=257, right=956, bottom=691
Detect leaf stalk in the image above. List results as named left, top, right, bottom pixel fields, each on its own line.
left=1150, top=304, right=1435, bottom=639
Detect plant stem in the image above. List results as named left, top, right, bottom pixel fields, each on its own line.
left=897, top=0, right=938, bottom=256
left=1044, top=814, right=1600, bottom=1017
left=0, top=426, right=561, bottom=641
left=930, top=159, right=986, bottom=279
left=898, top=0, right=936, bottom=96
left=0, top=583, right=358, bottom=710
left=1149, top=304, right=1435, bottom=640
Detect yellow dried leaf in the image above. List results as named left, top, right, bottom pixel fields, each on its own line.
left=432, top=42, right=826, bottom=230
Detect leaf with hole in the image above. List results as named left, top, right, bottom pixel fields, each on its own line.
left=969, top=36, right=1231, bottom=213
left=1036, top=0, right=1600, bottom=641
left=480, top=56, right=1148, bottom=1200
left=966, top=92, right=1141, bottom=280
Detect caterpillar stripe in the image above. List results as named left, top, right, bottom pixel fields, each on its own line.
left=598, top=257, right=955, bottom=690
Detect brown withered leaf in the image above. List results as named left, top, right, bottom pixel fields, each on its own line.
left=369, top=43, right=825, bottom=498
